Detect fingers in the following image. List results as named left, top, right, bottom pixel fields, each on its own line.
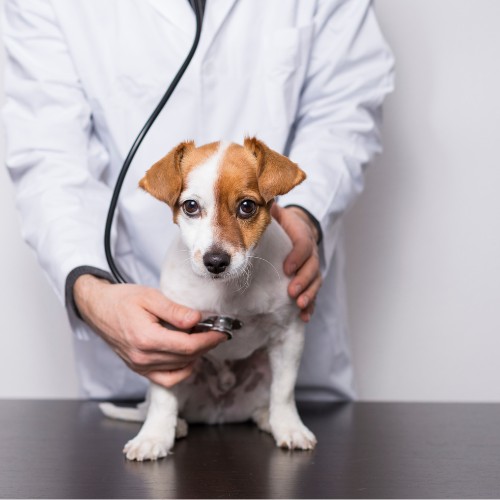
left=288, top=248, right=320, bottom=301
left=143, top=289, right=202, bottom=330
left=300, top=300, right=315, bottom=323
left=272, top=205, right=323, bottom=321
left=297, top=274, right=321, bottom=322
left=278, top=208, right=315, bottom=276
left=272, top=204, right=311, bottom=275
left=148, top=325, right=227, bottom=355
left=296, top=273, right=321, bottom=323
left=303, top=274, right=322, bottom=306
left=125, top=348, right=196, bottom=372
left=295, top=273, right=322, bottom=308
left=123, top=329, right=226, bottom=380
left=282, top=213, right=321, bottom=320
left=284, top=233, right=312, bottom=276
left=147, top=363, right=196, bottom=389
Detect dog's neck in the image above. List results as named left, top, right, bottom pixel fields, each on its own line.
left=161, top=218, right=293, bottom=318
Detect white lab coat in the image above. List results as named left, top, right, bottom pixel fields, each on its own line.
left=2, top=0, right=394, bottom=400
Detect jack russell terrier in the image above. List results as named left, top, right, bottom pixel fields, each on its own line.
left=100, top=137, right=317, bottom=460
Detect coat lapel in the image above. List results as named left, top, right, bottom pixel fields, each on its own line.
left=146, top=0, right=195, bottom=36
left=201, top=0, right=238, bottom=54
left=146, top=0, right=238, bottom=56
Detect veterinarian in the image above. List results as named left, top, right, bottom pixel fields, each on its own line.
left=3, top=0, right=394, bottom=401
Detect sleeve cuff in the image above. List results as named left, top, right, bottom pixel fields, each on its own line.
left=284, top=204, right=323, bottom=245
left=65, top=266, right=116, bottom=320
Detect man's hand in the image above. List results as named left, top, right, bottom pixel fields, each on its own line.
left=271, top=205, right=322, bottom=322
left=73, top=275, right=227, bottom=388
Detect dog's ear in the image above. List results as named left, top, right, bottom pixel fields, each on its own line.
left=244, top=137, right=306, bottom=202
left=139, top=141, right=195, bottom=207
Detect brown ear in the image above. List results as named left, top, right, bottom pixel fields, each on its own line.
left=139, top=141, right=195, bottom=207
left=244, top=137, right=306, bottom=202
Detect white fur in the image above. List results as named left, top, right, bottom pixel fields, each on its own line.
left=177, top=141, right=227, bottom=271
left=105, top=144, right=316, bottom=460
left=177, top=141, right=246, bottom=278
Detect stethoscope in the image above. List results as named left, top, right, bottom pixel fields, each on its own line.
left=103, top=0, right=241, bottom=339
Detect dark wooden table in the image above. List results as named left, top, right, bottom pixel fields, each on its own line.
left=1, top=400, right=499, bottom=498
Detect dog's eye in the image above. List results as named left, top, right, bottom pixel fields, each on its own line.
left=182, top=200, right=200, bottom=216
left=238, top=199, right=257, bottom=219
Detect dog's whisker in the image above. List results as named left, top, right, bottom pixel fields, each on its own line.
left=224, top=263, right=251, bottom=293
left=233, top=271, right=249, bottom=293
left=233, top=261, right=253, bottom=293
left=247, top=255, right=281, bottom=282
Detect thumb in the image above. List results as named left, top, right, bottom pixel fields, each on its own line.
left=144, top=289, right=202, bottom=330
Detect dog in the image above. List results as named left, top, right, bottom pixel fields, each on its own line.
left=100, top=137, right=317, bottom=461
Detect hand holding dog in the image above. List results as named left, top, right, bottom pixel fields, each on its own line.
left=73, top=275, right=227, bottom=387
left=272, top=205, right=322, bottom=323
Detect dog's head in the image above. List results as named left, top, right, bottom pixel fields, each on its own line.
left=139, top=137, right=306, bottom=279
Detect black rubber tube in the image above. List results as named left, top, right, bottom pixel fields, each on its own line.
left=104, top=0, right=206, bottom=283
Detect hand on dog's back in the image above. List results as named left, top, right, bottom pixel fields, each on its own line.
left=73, top=274, right=227, bottom=387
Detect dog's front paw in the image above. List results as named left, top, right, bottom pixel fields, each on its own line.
left=123, top=435, right=173, bottom=461
left=271, top=423, right=317, bottom=450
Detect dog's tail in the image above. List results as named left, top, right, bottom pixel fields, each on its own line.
left=99, top=402, right=147, bottom=422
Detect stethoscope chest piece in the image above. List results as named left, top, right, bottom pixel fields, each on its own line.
left=191, top=316, right=243, bottom=340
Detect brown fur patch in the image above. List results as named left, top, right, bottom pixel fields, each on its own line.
left=214, top=143, right=272, bottom=251
left=244, top=137, right=306, bottom=202
left=173, top=141, right=220, bottom=223
left=139, top=141, right=220, bottom=223
left=213, top=139, right=306, bottom=251
left=139, top=141, right=193, bottom=208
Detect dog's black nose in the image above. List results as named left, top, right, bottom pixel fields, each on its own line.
left=203, top=251, right=230, bottom=274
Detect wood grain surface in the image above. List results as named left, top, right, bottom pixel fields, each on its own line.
left=0, top=400, right=499, bottom=498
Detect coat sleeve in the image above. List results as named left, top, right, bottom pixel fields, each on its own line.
left=2, top=0, right=113, bottom=304
left=279, top=0, right=395, bottom=264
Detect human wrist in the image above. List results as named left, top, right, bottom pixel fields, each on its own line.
left=74, top=273, right=111, bottom=294
left=66, top=266, right=116, bottom=320
left=73, top=274, right=111, bottom=319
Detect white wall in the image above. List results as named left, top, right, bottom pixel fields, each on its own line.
left=1, top=0, right=499, bottom=401
left=0, top=21, right=78, bottom=396
left=346, top=0, right=500, bottom=401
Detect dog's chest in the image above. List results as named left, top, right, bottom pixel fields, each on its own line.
left=186, top=282, right=291, bottom=360
left=164, top=273, right=291, bottom=361
left=208, top=308, right=287, bottom=361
